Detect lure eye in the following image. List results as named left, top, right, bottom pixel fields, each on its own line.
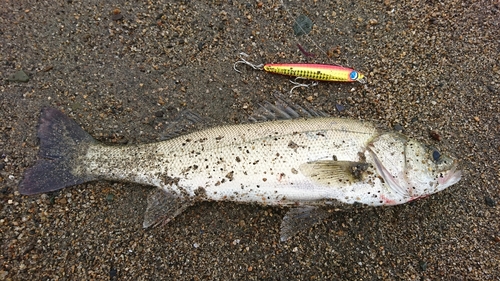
left=432, top=150, right=441, bottom=162
left=349, top=71, right=359, bottom=80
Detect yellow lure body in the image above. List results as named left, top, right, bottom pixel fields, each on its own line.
left=263, top=63, right=364, bottom=82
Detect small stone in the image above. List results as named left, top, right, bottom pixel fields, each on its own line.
left=335, top=104, right=345, bottom=112
left=42, top=65, right=53, bottom=72
left=197, top=42, right=205, bottom=51
left=109, top=268, right=118, bottom=279
left=7, top=70, right=29, bottom=82
left=429, top=130, right=441, bottom=141
left=111, top=12, right=123, bottom=21
left=394, top=124, right=403, bottom=132
left=106, top=193, right=115, bottom=202
left=485, top=196, right=496, bottom=207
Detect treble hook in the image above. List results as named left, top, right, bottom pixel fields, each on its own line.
left=289, top=77, right=318, bottom=95
left=233, top=53, right=264, bottom=73
left=357, top=77, right=367, bottom=84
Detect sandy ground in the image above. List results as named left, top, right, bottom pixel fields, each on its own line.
left=1, top=0, right=499, bottom=280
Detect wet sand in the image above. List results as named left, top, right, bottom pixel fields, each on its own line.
left=1, top=0, right=499, bottom=279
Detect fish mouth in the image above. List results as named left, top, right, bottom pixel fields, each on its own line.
left=438, top=165, right=462, bottom=187
left=368, top=148, right=408, bottom=197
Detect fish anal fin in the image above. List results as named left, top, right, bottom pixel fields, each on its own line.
left=143, top=188, right=193, bottom=228
left=299, top=160, right=371, bottom=185
left=280, top=206, right=333, bottom=241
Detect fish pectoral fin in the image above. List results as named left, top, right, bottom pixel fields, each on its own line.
left=143, top=188, right=193, bottom=228
left=299, top=160, right=370, bottom=185
left=280, top=206, right=333, bottom=241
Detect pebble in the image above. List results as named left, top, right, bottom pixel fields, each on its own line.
left=485, top=196, right=496, bottom=207
left=106, top=193, right=115, bottom=202
left=429, top=130, right=441, bottom=141
left=7, top=70, right=29, bottom=82
left=154, top=110, right=164, bottom=118
left=111, top=9, right=123, bottom=21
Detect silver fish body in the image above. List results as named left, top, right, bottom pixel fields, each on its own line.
left=85, top=118, right=378, bottom=204
left=19, top=108, right=462, bottom=240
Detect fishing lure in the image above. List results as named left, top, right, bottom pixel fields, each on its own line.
left=234, top=53, right=366, bottom=84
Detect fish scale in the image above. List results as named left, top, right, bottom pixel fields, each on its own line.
left=83, top=117, right=378, bottom=205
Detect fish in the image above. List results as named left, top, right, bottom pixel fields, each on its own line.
left=19, top=104, right=462, bottom=240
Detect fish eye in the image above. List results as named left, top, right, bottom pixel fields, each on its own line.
left=432, top=150, right=441, bottom=162
left=349, top=71, right=359, bottom=80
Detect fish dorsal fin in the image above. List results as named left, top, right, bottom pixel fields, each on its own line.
left=299, top=160, right=373, bottom=186
left=280, top=206, right=334, bottom=241
left=248, top=97, right=329, bottom=122
left=160, top=110, right=206, bottom=140
left=143, top=188, right=193, bottom=228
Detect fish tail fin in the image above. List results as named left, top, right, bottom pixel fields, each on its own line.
left=19, top=108, right=97, bottom=195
